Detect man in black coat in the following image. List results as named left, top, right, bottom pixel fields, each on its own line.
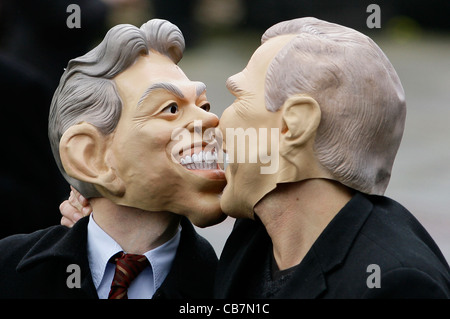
left=0, top=19, right=226, bottom=298
left=57, top=17, right=450, bottom=299
left=215, top=192, right=450, bottom=298
left=0, top=54, right=68, bottom=238
left=215, top=17, right=450, bottom=298
left=0, top=216, right=217, bottom=298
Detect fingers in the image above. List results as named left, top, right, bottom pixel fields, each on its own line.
left=70, top=186, right=90, bottom=207
left=68, top=187, right=92, bottom=215
left=59, top=200, right=81, bottom=228
left=59, top=187, right=93, bottom=228
left=61, top=216, right=75, bottom=228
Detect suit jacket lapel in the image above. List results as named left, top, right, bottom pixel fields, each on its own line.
left=276, top=248, right=327, bottom=298
left=16, top=217, right=98, bottom=298
left=280, top=192, right=374, bottom=298
left=154, top=217, right=218, bottom=299
left=216, top=192, right=374, bottom=299
left=215, top=218, right=272, bottom=298
left=312, top=192, right=373, bottom=273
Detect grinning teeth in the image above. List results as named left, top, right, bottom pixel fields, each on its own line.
left=180, top=149, right=219, bottom=170
left=205, top=151, right=214, bottom=163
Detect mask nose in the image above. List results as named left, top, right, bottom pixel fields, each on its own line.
left=186, top=108, right=219, bottom=134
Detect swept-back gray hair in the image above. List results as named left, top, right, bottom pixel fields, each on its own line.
left=262, top=17, right=406, bottom=195
left=49, top=19, right=185, bottom=198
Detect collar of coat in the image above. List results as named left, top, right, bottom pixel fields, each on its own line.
left=16, top=215, right=218, bottom=299
left=215, top=192, right=373, bottom=298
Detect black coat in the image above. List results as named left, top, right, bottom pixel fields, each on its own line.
left=0, top=216, right=217, bottom=299
left=0, top=53, right=69, bottom=238
left=215, top=192, right=450, bottom=298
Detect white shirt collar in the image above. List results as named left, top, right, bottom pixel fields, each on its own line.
left=87, top=213, right=181, bottom=293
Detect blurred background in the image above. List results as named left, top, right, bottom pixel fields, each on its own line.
left=0, top=0, right=448, bottom=262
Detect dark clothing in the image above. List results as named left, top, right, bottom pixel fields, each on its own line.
left=245, top=245, right=298, bottom=298
left=0, top=0, right=108, bottom=239
left=0, top=54, right=69, bottom=238
left=1, top=0, right=108, bottom=89
left=215, top=192, right=450, bottom=298
left=0, top=216, right=217, bottom=299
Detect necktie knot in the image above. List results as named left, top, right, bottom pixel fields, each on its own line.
left=108, top=252, right=149, bottom=299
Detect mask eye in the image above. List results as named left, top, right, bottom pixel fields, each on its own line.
left=200, top=103, right=210, bottom=112
left=161, top=102, right=179, bottom=114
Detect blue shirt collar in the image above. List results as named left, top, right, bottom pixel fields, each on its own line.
left=87, top=213, right=181, bottom=292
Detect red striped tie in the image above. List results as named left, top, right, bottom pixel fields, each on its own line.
left=108, top=252, right=150, bottom=299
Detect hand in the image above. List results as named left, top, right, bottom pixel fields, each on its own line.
left=60, top=186, right=92, bottom=227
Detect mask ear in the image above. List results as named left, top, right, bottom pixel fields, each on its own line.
left=280, top=94, right=321, bottom=152
left=59, top=122, right=125, bottom=197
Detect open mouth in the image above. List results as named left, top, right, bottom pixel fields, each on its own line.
left=172, top=140, right=228, bottom=181
left=180, top=149, right=220, bottom=170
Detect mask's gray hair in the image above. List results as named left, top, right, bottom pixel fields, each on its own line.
left=262, top=17, right=406, bottom=195
left=48, top=19, right=185, bottom=198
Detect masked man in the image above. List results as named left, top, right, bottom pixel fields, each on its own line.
left=59, top=17, right=450, bottom=299
left=215, top=17, right=450, bottom=298
left=0, top=19, right=226, bottom=298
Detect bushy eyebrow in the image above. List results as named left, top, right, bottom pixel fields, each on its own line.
left=137, top=82, right=185, bottom=107
left=137, top=82, right=207, bottom=107
left=226, top=77, right=244, bottom=95
left=195, top=82, right=207, bottom=98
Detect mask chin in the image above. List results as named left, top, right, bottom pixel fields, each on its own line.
left=183, top=199, right=226, bottom=228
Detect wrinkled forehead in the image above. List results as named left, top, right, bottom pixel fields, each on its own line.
left=114, top=52, right=192, bottom=105
left=226, top=34, right=296, bottom=92
left=251, top=34, right=296, bottom=69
